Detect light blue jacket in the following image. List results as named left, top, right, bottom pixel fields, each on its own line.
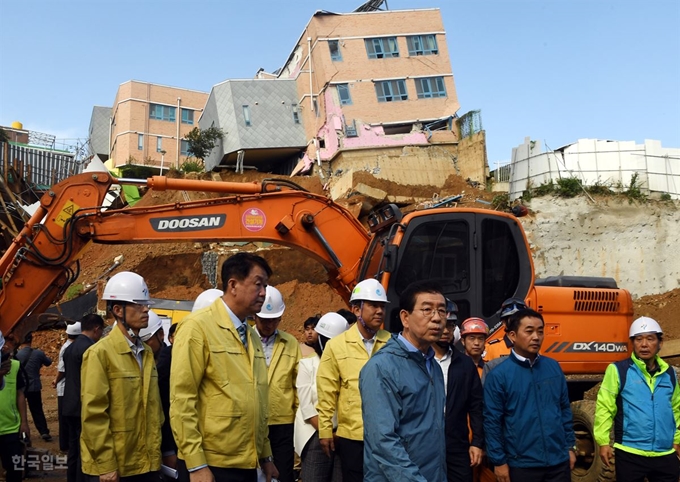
left=359, top=335, right=446, bottom=482
left=594, top=354, right=680, bottom=456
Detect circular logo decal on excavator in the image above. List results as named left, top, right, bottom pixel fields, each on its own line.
left=243, top=208, right=266, bottom=232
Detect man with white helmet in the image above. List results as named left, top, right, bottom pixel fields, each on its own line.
left=295, top=312, right=348, bottom=482
left=53, top=321, right=81, bottom=452
left=0, top=329, right=30, bottom=482
left=191, top=289, right=224, bottom=312
left=63, top=313, right=105, bottom=482
left=316, top=278, right=390, bottom=482
left=595, top=316, right=680, bottom=482
left=80, top=271, right=163, bottom=482
left=138, top=310, right=165, bottom=358
left=171, top=253, right=278, bottom=482
left=253, top=285, right=301, bottom=482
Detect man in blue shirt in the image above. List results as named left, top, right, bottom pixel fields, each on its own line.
left=484, top=308, right=575, bottom=482
left=359, top=280, right=447, bottom=482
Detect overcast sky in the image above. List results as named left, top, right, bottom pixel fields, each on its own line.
left=1, top=0, right=678, bottom=164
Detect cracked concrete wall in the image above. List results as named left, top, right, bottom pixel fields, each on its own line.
left=327, top=144, right=459, bottom=194
left=521, top=197, right=679, bottom=298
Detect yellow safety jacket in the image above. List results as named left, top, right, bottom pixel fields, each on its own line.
left=267, top=331, right=301, bottom=425
left=316, top=324, right=390, bottom=441
left=170, top=299, right=272, bottom=470
left=80, top=327, right=163, bottom=477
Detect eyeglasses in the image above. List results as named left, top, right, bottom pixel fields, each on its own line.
left=417, top=308, right=448, bottom=319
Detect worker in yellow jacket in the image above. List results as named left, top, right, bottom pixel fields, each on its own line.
left=316, top=278, right=391, bottom=482
left=80, top=272, right=163, bottom=482
left=253, top=285, right=301, bottom=482
left=170, top=253, right=278, bottom=482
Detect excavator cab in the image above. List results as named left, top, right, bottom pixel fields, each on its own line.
left=358, top=207, right=534, bottom=334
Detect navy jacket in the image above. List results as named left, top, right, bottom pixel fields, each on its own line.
left=483, top=352, right=575, bottom=468
left=445, top=350, right=484, bottom=452
left=156, top=344, right=177, bottom=455
left=62, top=334, right=95, bottom=418
left=15, top=347, right=52, bottom=392
left=360, top=335, right=446, bottom=482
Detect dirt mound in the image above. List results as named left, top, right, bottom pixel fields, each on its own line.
left=276, top=280, right=346, bottom=340
left=633, top=288, right=680, bottom=339
left=351, top=171, right=497, bottom=207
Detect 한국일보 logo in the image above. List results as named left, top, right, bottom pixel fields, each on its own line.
left=150, top=214, right=226, bottom=232
left=243, top=208, right=266, bottom=232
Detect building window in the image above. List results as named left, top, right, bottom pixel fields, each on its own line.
left=149, top=104, right=176, bottom=122
left=365, top=37, right=399, bottom=59
left=180, top=139, right=190, bottom=156
left=329, top=40, right=342, bottom=61
left=243, top=105, right=251, bottom=126
left=406, top=35, right=438, bottom=56
left=415, top=77, right=447, bottom=98
left=156, top=137, right=162, bottom=153
left=375, top=79, right=408, bottom=102
left=337, top=84, right=352, bottom=105
left=292, top=104, right=300, bottom=124
left=137, top=134, right=143, bottom=150
left=181, top=109, right=194, bottom=125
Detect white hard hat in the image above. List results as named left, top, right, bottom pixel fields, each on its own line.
left=349, top=279, right=388, bottom=303
left=192, top=289, right=224, bottom=312
left=315, top=312, right=350, bottom=339
left=629, top=316, right=663, bottom=338
left=66, top=322, right=82, bottom=336
left=453, top=325, right=461, bottom=344
left=139, top=310, right=163, bottom=342
left=257, top=286, right=285, bottom=318
left=102, top=272, right=154, bottom=305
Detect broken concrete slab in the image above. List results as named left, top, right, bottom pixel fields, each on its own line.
left=351, top=182, right=387, bottom=214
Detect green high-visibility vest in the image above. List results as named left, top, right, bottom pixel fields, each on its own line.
left=0, top=359, right=21, bottom=435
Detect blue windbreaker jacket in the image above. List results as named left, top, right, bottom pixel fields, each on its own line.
left=483, top=352, right=575, bottom=468
left=359, top=335, right=446, bottom=482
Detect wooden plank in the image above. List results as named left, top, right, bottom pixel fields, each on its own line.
left=660, top=339, right=680, bottom=358
left=2, top=141, right=8, bottom=184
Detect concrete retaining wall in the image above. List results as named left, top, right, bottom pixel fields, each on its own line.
left=522, top=197, right=679, bottom=298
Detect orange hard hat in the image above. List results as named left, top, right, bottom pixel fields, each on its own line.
left=460, top=317, right=489, bottom=337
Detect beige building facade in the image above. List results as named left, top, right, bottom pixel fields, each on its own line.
left=271, top=8, right=470, bottom=177
left=108, top=81, right=208, bottom=171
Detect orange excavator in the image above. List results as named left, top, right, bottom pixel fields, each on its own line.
left=0, top=169, right=631, bottom=481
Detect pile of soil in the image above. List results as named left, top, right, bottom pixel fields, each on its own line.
left=351, top=171, right=497, bottom=207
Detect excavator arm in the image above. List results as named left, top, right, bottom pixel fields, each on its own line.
left=0, top=171, right=370, bottom=345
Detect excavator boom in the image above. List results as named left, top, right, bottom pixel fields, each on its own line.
left=0, top=171, right=370, bottom=345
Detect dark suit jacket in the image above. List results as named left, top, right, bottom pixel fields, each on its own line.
left=62, top=334, right=95, bottom=418
left=445, top=348, right=484, bottom=452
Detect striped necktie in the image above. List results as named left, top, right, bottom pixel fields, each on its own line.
left=237, top=324, right=248, bottom=350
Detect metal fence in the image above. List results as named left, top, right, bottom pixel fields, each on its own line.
left=1, top=141, right=84, bottom=188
